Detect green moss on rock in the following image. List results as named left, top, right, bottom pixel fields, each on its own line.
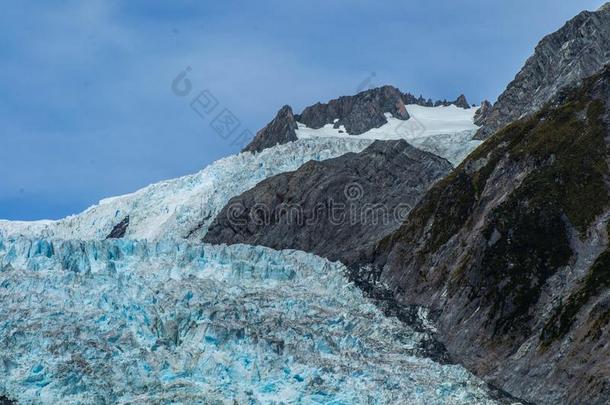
left=509, top=100, right=608, bottom=234
left=541, top=247, right=610, bottom=346
left=480, top=198, right=573, bottom=337
left=378, top=68, right=610, bottom=343
left=478, top=97, right=608, bottom=338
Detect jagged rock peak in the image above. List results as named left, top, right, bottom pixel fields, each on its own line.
left=474, top=4, right=610, bottom=139
left=453, top=94, right=470, bottom=109
left=473, top=100, right=492, bottom=123
left=294, top=86, right=474, bottom=130
left=295, top=85, right=410, bottom=136
left=244, top=85, right=474, bottom=153
left=242, top=104, right=298, bottom=153
left=431, top=95, right=471, bottom=109
left=402, top=92, right=435, bottom=107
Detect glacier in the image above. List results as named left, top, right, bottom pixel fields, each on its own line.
left=0, top=237, right=498, bottom=404
left=0, top=105, right=481, bottom=242
left=0, top=101, right=498, bottom=404
left=0, top=138, right=373, bottom=242
left=295, top=104, right=482, bottom=166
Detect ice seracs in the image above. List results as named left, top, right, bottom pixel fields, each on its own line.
left=0, top=104, right=482, bottom=241
left=0, top=91, right=495, bottom=404
left=0, top=138, right=374, bottom=241
left=0, top=237, right=498, bottom=404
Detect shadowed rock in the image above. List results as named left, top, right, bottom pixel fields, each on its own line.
left=368, top=65, right=610, bottom=404
left=205, top=140, right=452, bottom=265
left=105, top=216, right=129, bottom=239
left=242, top=105, right=298, bottom=153
left=432, top=94, right=471, bottom=109
left=296, top=85, right=410, bottom=135
left=453, top=94, right=470, bottom=109
left=474, top=100, right=492, bottom=123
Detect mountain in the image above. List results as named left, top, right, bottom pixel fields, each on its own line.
left=0, top=237, right=502, bottom=403
left=294, top=100, right=481, bottom=166
left=243, top=85, right=475, bottom=153
left=474, top=3, right=610, bottom=139
left=0, top=138, right=374, bottom=241
left=241, top=105, right=298, bottom=153
left=0, top=87, right=488, bottom=402
left=4, top=5, right=610, bottom=403
left=204, top=140, right=452, bottom=264
left=295, top=85, right=410, bottom=136
left=368, top=65, right=610, bottom=404
left=0, top=90, right=481, bottom=241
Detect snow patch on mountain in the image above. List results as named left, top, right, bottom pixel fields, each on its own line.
left=296, top=104, right=482, bottom=165
left=0, top=106, right=482, bottom=241
left=0, top=237, right=497, bottom=404
left=0, top=138, right=374, bottom=241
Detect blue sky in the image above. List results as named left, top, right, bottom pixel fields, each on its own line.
left=0, top=0, right=605, bottom=220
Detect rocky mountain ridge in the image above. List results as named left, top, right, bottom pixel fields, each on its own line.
left=243, top=85, right=472, bottom=153
left=369, top=65, right=610, bottom=404
left=474, top=3, right=610, bottom=139
left=205, top=140, right=452, bottom=264
left=2, top=5, right=609, bottom=404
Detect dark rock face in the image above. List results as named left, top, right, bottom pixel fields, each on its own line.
left=204, top=140, right=452, bottom=265
left=474, top=100, right=492, bottom=123
left=475, top=3, right=610, bottom=139
left=242, top=105, right=298, bottom=153
left=242, top=86, right=472, bottom=153
left=402, top=93, right=434, bottom=107
left=431, top=95, right=471, bottom=109
left=0, top=396, right=16, bottom=405
left=369, top=66, right=610, bottom=404
left=105, top=216, right=129, bottom=239
left=453, top=94, right=470, bottom=109
left=295, top=86, right=410, bottom=135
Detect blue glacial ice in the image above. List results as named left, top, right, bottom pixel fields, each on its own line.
left=0, top=237, right=498, bottom=404
left=0, top=138, right=374, bottom=242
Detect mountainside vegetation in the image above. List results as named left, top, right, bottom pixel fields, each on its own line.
left=372, top=66, right=610, bottom=404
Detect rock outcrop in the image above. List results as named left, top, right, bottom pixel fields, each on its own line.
left=242, top=105, right=298, bottom=153
left=402, top=92, right=434, bottom=107
left=432, top=95, right=471, bottom=109
left=243, top=86, right=473, bottom=153
left=295, top=86, right=410, bottom=135
left=368, top=66, right=610, bottom=404
left=204, top=140, right=452, bottom=265
left=452, top=94, right=471, bottom=109
left=474, top=3, right=610, bottom=139
left=105, top=216, right=129, bottom=239
left=474, top=100, right=492, bottom=123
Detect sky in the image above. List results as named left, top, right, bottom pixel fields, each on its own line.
left=0, top=0, right=606, bottom=220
